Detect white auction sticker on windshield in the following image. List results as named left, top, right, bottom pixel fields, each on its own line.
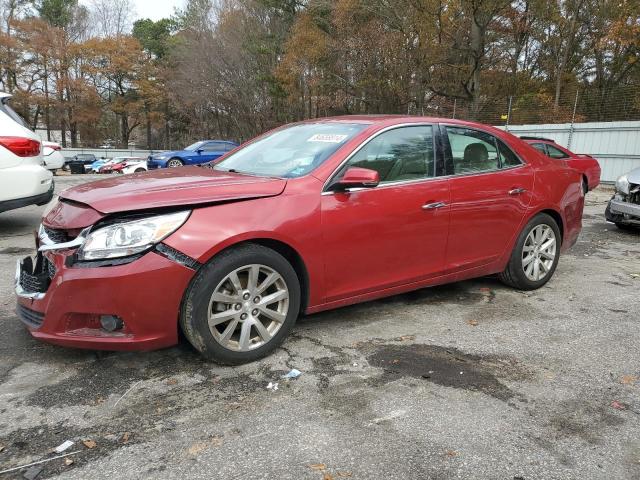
left=307, top=134, right=348, bottom=143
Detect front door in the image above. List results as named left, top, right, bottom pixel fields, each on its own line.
left=321, top=125, right=450, bottom=302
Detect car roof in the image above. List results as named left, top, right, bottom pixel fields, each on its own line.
left=302, top=115, right=507, bottom=131
left=520, top=136, right=557, bottom=143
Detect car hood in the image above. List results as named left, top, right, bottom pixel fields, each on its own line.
left=152, top=150, right=184, bottom=158
left=59, top=167, right=287, bottom=215
left=627, top=167, right=640, bottom=185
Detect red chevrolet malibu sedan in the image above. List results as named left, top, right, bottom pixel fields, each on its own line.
left=16, top=116, right=584, bottom=364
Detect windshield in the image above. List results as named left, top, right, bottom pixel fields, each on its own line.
left=185, top=141, right=206, bottom=151
left=213, top=123, right=367, bottom=178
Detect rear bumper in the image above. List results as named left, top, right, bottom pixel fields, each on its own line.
left=16, top=250, right=196, bottom=351
left=0, top=180, right=54, bottom=213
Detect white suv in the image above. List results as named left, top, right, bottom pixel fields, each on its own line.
left=0, top=93, right=53, bottom=213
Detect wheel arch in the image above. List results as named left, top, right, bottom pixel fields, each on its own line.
left=534, top=208, right=564, bottom=242
left=199, top=238, right=310, bottom=315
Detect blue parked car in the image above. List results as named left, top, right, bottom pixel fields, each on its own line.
left=147, top=140, right=239, bottom=169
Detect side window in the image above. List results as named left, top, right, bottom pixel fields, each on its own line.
left=546, top=144, right=570, bottom=159
left=202, top=142, right=223, bottom=152
left=496, top=139, right=522, bottom=167
left=343, top=126, right=434, bottom=183
left=445, top=126, right=499, bottom=174
left=530, top=143, right=548, bottom=155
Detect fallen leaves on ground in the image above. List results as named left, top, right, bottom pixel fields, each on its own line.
left=82, top=440, right=97, bottom=449
left=187, top=442, right=208, bottom=456
left=336, top=472, right=353, bottom=477
left=396, top=335, right=415, bottom=341
left=621, top=375, right=637, bottom=385
left=121, top=432, right=130, bottom=443
left=186, top=436, right=224, bottom=456
left=466, top=319, right=479, bottom=326
left=64, top=458, right=74, bottom=466
left=166, top=378, right=178, bottom=385
left=445, top=449, right=458, bottom=457
left=309, top=463, right=326, bottom=470
left=0, top=444, right=4, bottom=452
left=323, top=474, right=334, bottom=480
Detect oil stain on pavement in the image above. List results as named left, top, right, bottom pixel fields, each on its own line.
left=366, top=343, right=530, bottom=401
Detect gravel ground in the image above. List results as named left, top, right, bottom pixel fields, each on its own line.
left=0, top=176, right=639, bottom=480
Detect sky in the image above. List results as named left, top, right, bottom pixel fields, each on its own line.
left=129, top=0, right=185, bottom=20
left=79, top=0, right=185, bottom=22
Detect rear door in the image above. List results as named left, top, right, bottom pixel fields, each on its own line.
left=321, top=125, right=450, bottom=302
left=441, top=125, right=534, bottom=272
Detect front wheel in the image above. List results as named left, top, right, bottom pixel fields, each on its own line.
left=167, top=158, right=184, bottom=168
left=180, top=244, right=301, bottom=364
left=499, top=213, right=561, bottom=290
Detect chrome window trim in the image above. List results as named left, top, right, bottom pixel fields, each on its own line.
left=322, top=123, right=437, bottom=193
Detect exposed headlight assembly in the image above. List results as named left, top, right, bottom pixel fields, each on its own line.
left=77, top=211, right=190, bottom=260
left=155, top=155, right=168, bottom=160
left=615, top=174, right=630, bottom=195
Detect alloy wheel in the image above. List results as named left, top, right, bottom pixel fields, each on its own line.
left=167, top=159, right=183, bottom=168
left=207, top=264, right=289, bottom=352
left=522, top=224, right=556, bottom=281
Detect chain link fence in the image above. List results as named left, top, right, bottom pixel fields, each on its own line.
left=416, top=85, right=639, bottom=128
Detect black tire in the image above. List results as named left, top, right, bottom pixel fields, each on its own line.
left=582, top=178, right=588, bottom=195
left=180, top=243, right=301, bottom=364
left=498, top=213, right=562, bottom=290
left=135, top=168, right=145, bottom=173
left=615, top=222, right=638, bottom=232
left=167, top=158, right=184, bottom=168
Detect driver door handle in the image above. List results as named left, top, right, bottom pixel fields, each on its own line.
left=422, top=201, right=447, bottom=210
left=508, top=187, right=527, bottom=195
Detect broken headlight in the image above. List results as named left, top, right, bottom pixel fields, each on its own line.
left=615, top=174, right=630, bottom=195
left=77, top=211, right=190, bottom=260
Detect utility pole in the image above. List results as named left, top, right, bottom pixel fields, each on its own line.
left=567, top=91, right=579, bottom=150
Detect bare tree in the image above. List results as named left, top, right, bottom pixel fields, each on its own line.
left=89, top=0, right=135, bottom=37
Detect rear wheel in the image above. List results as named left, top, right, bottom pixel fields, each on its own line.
left=134, top=168, right=145, bottom=173
left=499, top=213, right=561, bottom=290
left=180, top=244, right=301, bottom=364
left=615, top=222, right=638, bottom=232
left=167, top=158, right=184, bottom=168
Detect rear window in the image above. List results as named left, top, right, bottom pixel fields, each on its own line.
left=0, top=99, right=30, bottom=129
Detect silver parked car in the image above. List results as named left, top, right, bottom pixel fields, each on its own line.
left=606, top=167, right=640, bottom=230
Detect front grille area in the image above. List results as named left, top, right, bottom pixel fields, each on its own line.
left=629, top=184, right=640, bottom=205
left=43, top=226, right=71, bottom=244
left=46, top=257, right=57, bottom=279
left=16, top=303, right=44, bottom=329
left=18, top=255, right=55, bottom=294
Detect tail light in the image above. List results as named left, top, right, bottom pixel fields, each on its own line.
left=50, top=145, right=61, bottom=151
left=0, top=136, right=41, bottom=157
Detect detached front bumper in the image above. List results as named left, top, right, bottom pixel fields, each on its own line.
left=16, top=248, right=196, bottom=351
left=606, top=197, right=640, bottom=224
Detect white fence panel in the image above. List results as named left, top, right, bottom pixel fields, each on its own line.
left=60, top=148, right=166, bottom=159
left=499, top=121, right=640, bottom=182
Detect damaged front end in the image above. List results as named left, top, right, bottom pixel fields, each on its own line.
left=606, top=168, right=640, bottom=228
